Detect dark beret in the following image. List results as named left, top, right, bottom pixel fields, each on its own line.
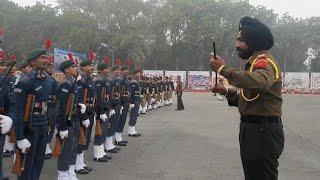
left=26, top=48, right=47, bottom=63
left=133, top=69, right=141, bottom=74
left=59, top=60, right=75, bottom=72
left=112, top=65, right=121, bottom=71
left=80, top=60, right=93, bottom=67
left=97, top=63, right=108, bottom=71
left=239, top=16, right=274, bottom=51
left=120, top=65, right=128, bottom=70
left=18, top=61, right=29, bottom=69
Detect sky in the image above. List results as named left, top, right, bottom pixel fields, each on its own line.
left=9, top=0, right=320, bottom=19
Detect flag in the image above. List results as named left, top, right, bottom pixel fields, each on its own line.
left=44, top=38, right=53, bottom=50
left=1, top=51, right=6, bottom=61
left=115, top=58, right=121, bottom=66
left=10, top=54, right=16, bottom=62
left=104, top=56, right=110, bottom=65
left=89, top=50, right=96, bottom=61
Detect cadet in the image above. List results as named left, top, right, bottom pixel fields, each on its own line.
left=168, top=77, right=174, bottom=105
left=104, top=66, right=121, bottom=153
left=75, top=59, right=94, bottom=174
left=92, top=63, right=110, bottom=162
left=139, top=76, right=147, bottom=114
left=150, top=77, right=157, bottom=109
left=211, top=16, right=284, bottom=180
left=55, top=60, right=87, bottom=180
left=45, top=59, right=58, bottom=160
left=3, top=60, right=18, bottom=158
left=175, top=75, right=184, bottom=110
left=115, top=65, right=130, bottom=146
left=163, top=76, right=169, bottom=106
left=0, top=47, right=13, bottom=180
left=145, top=77, right=153, bottom=111
left=14, top=48, right=53, bottom=179
left=127, top=69, right=142, bottom=137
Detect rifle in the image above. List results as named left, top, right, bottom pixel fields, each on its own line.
left=52, top=134, right=62, bottom=158
left=12, top=149, right=25, bottom=176
left=52, top=93, right=74, bottom=158
left=212, top=38, right=218, bottom=86
left=12, top=90, right=35, bottom=175
left=8, top=127, right=16, bottom=143
left=95, top=85, right=104, bottom=136
left=24, top=94, right=35, bottom=124
left=78, top=88, right=88, bottom=145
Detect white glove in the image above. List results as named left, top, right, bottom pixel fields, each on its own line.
left=82, top=119, right=90, bottom=128
left=151, top=98, right=155, bottom=103
left=17, top=139, right=31, bottom=153
left=99, top=114, right=108, bottom=122
left=76, top=75, right=82, bottom=81
left=0, top=115, right=13, bottom=134
left=78, top=103, right=86, bottom=114
left=109, top=109, right=116, bottom=117
left=59, top=130, right=68, bottom=140
left=129, top=104, right=135, bottom=109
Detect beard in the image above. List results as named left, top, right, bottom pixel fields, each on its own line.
left=236, top=47, right=254, bottom=60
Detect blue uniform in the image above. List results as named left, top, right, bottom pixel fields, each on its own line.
left=107, top=78, right=121, bottom=137
left=0, top=73, right=11, bottom=179
left=56, top=75, right=85, bottom=171
left=47, top=75, right=58, bottom=144
left=116, top=76, right=130, bottom=134
left=14, top=70, right=53, bottom=180
left=93, top=75, right=109, bottom=145
left=129, top=79, right=141, bottom=126
left=76, top=72, right=95, bottom=152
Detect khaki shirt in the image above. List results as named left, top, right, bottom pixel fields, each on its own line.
left=220, top=52, right=282, bottom=117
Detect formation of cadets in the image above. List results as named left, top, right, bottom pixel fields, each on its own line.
left=0, top=45, right=176, bottom=180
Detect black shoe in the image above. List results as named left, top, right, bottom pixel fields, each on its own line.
left=75, top=169, right=89, bottom=174
left=44, top=153, right=52, bottom=160
left=122, top=140, right=128, bottom=143
left=107, top=148, right=118, bottom=153
left=2, top=176, right=9, bottom=180
left=129, top=133, right=141, bottom=137
left=3, top=151, right=11, bottom=158
left=115, top=141, right=127, bottom=146
left=104, top=155, right=112, bottom=160
left=93, top=156, right=108, bottom=162
left=115, top=147, right=121, bottom=151
left=84, top=166, right=93, bottom=172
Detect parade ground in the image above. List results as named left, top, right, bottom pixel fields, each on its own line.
left=4, top=93, right=320, bottom=180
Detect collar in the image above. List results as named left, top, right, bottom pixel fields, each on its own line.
left=35, top=69, right=48, bottom=80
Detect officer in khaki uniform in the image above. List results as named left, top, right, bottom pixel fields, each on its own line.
left=211, top=16, right=284, bottom=180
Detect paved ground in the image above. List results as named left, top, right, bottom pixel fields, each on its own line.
left=4, top=93, right=320, bottom=180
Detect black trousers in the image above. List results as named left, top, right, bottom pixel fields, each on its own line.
left=77, top=113, right=94, bottom=152
left=0, top=133, right=5, bottom=179
left=107, top=105, right=121, bottom=137
left=57, top=119, right=79, bottom=171
left=239, top=119, right=284, bottom=180
left=21, top=124, right=49, bottom=180
left=57, top=127, right=75, bottom=171
left=93, top=119, right=108, bottom=145
left=46, top=106, right=56, bottom=144
left=177, top=93, right=184, bottom=110
left=116, top=102, right=129, bottom=133
left=129, top=101, right=140, bottom=126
